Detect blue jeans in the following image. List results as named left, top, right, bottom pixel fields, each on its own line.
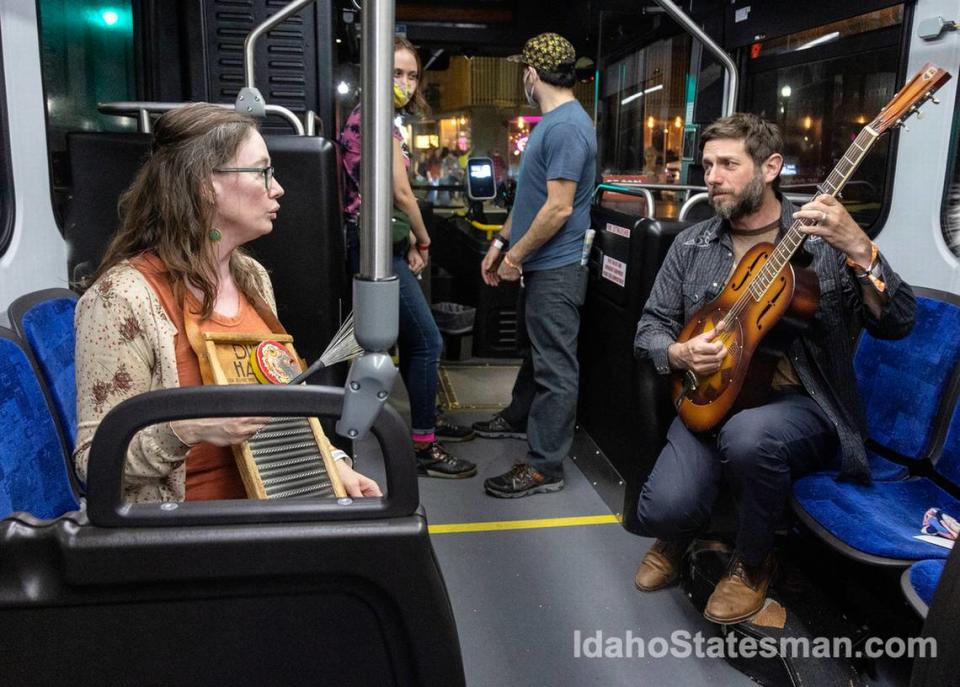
left=503, top=262, right=588, bottom=478
left=394, top=255, right=442, bottom=435
left=635, top=392, right=839, bottom=565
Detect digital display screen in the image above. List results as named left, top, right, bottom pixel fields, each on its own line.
left=466, top=158, right=497, bottom=200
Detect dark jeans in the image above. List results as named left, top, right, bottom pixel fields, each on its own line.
left=346, top=220, right=440, bottom=435
left=500, top=280, right=533, bottom=431
left=394, top=255, right=443, bottom=435
left=635, top=392, right=838, bottom=566
left=501, top=262, right=588, bottom=478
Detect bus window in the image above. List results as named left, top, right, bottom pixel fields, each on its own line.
left=0, top=30, right=12, bottom=257
left=942, top=78, right=960, bottom=258
left=598, top=32, right=692, bottom=204
left=37, top=1, right=137, bottom=230
left=744, top=6, right=906, bottom=234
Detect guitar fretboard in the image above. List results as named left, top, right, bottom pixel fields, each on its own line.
left=748, top=127, right=880, bottom=300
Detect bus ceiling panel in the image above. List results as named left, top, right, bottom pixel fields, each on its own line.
left=725, top=0, right=905, bottom=49
left=380, top=0, right=591, bottom=57
left=138, top=0, right=332, bottom=135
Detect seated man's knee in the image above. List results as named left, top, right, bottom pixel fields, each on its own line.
left=635, top=489, right=710, bottom=539
left=717, top=419, right=785, bottom=472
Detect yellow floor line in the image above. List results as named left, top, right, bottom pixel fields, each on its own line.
left=428, top=514, right=621, bottom=534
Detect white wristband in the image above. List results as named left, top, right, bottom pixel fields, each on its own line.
left=492, top=237, right=505, bottom=251
left=332, top=449, right=353, bottom=469
left=169, top=423, right=194, bottom=448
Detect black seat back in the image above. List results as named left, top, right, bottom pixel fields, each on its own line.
left=0, top=385, right=465, bottom=686
left=911, top=543, right=960, bottom=687
left=251, top=134, right=346, bottom=370
left=64, top=131, right=346, bottom=373
left=64, top=132, right=152, bottom=285
left=578, top=206, right=688, bottom=530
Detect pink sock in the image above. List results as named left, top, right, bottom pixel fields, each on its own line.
left=412, top=432, right=435, bottom=444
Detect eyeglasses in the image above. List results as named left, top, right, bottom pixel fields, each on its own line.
left=214, top=166, right=275, bottom=191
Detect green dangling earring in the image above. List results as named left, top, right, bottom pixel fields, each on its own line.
left=209, top=227, right=222, bottom=242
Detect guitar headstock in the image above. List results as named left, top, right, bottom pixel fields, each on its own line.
left=870, top=63, right=952, bottom=134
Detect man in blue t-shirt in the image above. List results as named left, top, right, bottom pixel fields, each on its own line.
left=473, top=32, right=598, bottom=498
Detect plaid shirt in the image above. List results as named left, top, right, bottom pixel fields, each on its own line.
left=634, top=198, right=916, bottom=481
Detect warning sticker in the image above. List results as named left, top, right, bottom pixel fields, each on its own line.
left=605, top=222, right=631, bottom=238
left=601, top=255, right=627, bottom=287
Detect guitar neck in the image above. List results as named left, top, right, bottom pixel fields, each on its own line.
left=750, top=127, right=880, bottom=299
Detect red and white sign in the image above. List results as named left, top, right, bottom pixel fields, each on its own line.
left=605, top=222, right=631, bottom=238
left=601, top=255, right=627, bottom=287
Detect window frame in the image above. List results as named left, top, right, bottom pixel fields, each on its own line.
left=939, top=63, right=960, bottom=258
left=0, top=29, right=15, bottom=257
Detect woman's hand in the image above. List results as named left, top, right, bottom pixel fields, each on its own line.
left=169, top=417, right=269, bottom=447
left=336, top=460, right=383, bottom=497
left=407, top=245, right=426, bottom=274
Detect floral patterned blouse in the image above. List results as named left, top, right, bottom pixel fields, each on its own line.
left=73, top=257, right=276, bottom=503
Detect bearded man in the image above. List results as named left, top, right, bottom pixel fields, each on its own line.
left=631, top=113, right=915, bottom=624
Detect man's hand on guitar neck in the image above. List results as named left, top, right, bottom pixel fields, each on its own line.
left=794, top=194, right=886, bottom=317
left=793, top=195, right=873, bottom=268
left=668, top=328, right=728, bottom=376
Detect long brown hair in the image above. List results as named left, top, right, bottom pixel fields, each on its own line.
left=395, top=37, right=430, bottom=117
left=87, top=103, right=266, bottom=318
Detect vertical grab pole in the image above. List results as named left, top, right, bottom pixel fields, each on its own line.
left=358, top=0, right=397, bottom=282
left=337, top=0, right=400, bottom=441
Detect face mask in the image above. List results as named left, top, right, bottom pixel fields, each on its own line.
left=523, top=70, right=537, bottom=107
left=393, top=82, right=412, bottom=108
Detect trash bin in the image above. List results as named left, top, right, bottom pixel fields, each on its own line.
left=431, top=302, right=475, bottom=361
left=430, top=215, right=521, bottom=358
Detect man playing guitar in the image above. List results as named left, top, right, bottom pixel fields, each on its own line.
left=632, top=113, right=916, bottom=624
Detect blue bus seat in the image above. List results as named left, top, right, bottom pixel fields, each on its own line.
left=0, top=327, right=79, bottom=520
left=852, top=289, right=960, bottom=480
left=9, top=288, right=79, bottom=451
left=792, top=472, right=957, bottom=564
left=791, top=289, right=960, bottom=564
left=901, top=559, right=946, bottom=618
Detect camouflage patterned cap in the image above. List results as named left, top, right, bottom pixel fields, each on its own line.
left=506, top=32, right=576, bottom=72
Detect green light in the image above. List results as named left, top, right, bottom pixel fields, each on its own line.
left=82, top=6, right=131, bottom=30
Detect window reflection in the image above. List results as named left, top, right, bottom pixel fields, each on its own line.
left=746, top=7, right=904, bottom=232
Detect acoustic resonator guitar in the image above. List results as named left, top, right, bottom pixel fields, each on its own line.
left=673, top=63, right=952, bottom=433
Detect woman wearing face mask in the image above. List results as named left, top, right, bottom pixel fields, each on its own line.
left=339, top=37, right=477, bottom=478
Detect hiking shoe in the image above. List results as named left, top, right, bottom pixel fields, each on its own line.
left=415, top=442, right=477, bottom=479
left=435, top=416, right=476, bottom=442
left=472, top=414, right=527, bottom=440
left=484, top=463, right=563, bottom=498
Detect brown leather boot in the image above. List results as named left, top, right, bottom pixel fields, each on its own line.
left=634, top=539, right=688, bottom=592
left=703, top=553, right=776, bottom=625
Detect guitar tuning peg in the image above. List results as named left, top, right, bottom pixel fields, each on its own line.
left=900, top=123, right=910, bottom=132
left=917, top=110, right=924, bottom=119
left=932, top=97, right=941, bottom=105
